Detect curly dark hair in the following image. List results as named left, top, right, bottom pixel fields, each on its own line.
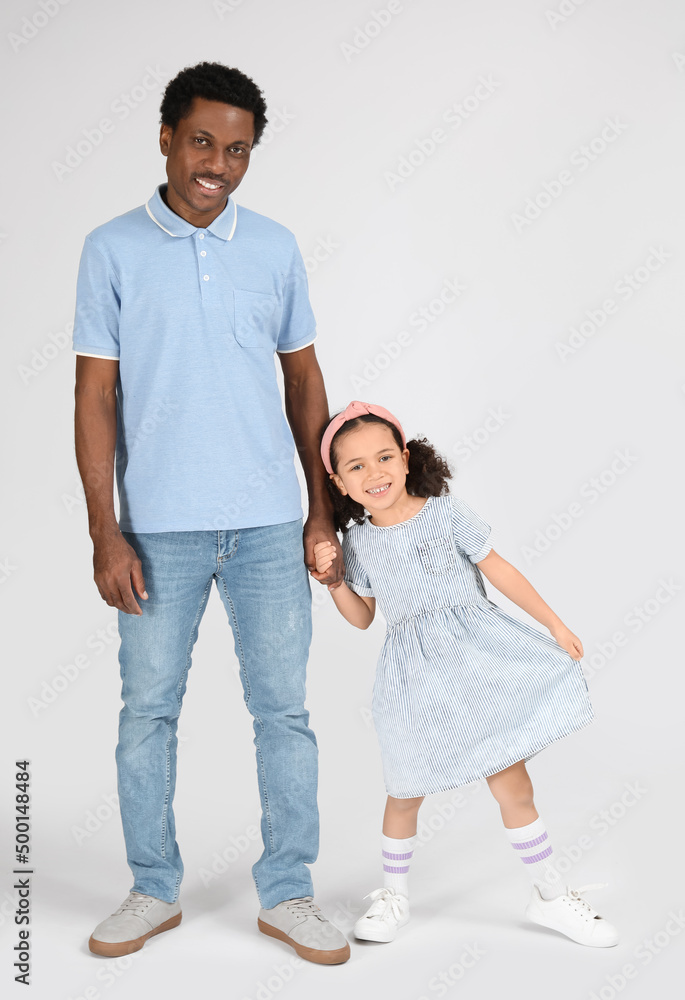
left=159, top=61, right=268, bottom=146
left=322, top=413, right=453, bottom=533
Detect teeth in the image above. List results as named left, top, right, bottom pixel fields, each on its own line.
left=367, top=484, right=390, bottom=494
left=197, top=178, right=221, bottom=189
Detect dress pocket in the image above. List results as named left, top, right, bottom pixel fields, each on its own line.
left=233, top=289, right=280, bottom=349
left=418, top=536, right=456, bottom=575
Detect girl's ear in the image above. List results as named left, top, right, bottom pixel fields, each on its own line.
left=401, top=447, right=410, bottom=474
left=329, top=472, right=348, bottom=496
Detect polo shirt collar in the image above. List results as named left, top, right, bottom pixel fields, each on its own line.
left=145, top=183, right=238, bottom=241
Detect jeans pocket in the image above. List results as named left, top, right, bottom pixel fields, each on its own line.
left=233, top=289, right=280, bottom=349
left=418, top=536, right=456, bottom=575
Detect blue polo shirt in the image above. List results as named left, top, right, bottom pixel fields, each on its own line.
left=72, top=184, right=317, bottom=532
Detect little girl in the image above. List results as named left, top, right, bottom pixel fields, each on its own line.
left=313, top=399, right=619, bottom=949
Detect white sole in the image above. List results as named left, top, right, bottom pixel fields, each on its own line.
left=525, top=903, right=619, bottom=948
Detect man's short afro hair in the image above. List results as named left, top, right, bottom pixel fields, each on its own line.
left=160, top=61, right=268, bottom=146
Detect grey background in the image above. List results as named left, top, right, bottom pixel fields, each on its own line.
left=2, top=0, right=684, bottom=997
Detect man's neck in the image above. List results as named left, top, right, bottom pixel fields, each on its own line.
left=160, top=183, right=228, bottom=229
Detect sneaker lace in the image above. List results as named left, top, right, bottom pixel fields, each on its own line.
left=116, top=892, right=157, bottom=917
left=568, top=882, right=609, bottom=916
left=284, top=897, right=325, bottom=922
left=362, top=887, right=407, bottom=921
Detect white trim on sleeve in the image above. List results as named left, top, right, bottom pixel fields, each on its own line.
left=73, top=351, right=120, bottom=360
left=276, top=335, right=317, bottom=355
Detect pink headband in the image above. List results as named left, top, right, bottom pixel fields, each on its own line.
left=320, top=400, right=407, bottom=475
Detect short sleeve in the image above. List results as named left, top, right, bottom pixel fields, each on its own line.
left=450, top=495, right=493, bottom=563
left=341, top=530, right=374, bottom=597
left=276, top=239, right=317, bottom=354
left=71, top=235, right=121, bottom=359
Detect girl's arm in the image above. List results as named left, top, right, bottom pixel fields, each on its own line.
left=476, top=549, right=584, bottom=659
left=313, top=542, right=376, bottom=629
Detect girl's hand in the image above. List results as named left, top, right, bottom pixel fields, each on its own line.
left=312, top=541, right=337, bottom=578
left=549, top=622, right=584, bottom=660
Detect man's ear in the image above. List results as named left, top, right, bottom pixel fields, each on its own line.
left=159, top=123, right=173, bottom=156
left=330, top=472, right=347, bottom=496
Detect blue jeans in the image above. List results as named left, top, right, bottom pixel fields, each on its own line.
left=115, top=520, right=319, bottom=908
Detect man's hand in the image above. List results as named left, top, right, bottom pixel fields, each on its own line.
left=93, top=529, right=148, bottom=615
left=303, top=515, right=344, bottom=590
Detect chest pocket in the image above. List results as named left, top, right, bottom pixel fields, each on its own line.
left=418, top=536, right=456, bottom=575
left=233, top=289, right=280, bottom=349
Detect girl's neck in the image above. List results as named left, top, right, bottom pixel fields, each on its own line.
left=368, top=492, right=428, bottom=527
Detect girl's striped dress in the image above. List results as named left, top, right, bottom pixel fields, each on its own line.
left=341, top=493, right=594, bottom=798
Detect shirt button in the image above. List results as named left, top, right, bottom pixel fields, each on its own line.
left=198, top=233, right=205, bottom=239
left=200, top=250, right=206, bottom=256
left=203, top=274, right=209, bottom=281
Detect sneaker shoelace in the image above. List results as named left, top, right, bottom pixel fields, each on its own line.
left=284, top=897, right=325, bottom=921
left=566, top=882, right=609, bottom=918
left=115, top=892, right=156, bottom=917
left=361, top=887, right=407, bottom=922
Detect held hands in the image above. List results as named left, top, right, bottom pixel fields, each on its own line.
left=549, top=622, right=584, bottom=660
left=311, top=540, right=341, bottom=591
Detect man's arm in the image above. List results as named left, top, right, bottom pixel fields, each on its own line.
left=278, top=345, right=344, bottom=588
left=74, top=355, right=147, bottom=614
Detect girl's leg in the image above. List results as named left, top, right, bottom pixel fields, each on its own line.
left=354, top=795, right=424, bottom=942
left=380, top=795, right=424, bottom=896
left=486, top=761, right=564, bottom=899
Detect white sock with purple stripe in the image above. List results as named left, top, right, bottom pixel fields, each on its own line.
left=381, top=833, right=416, bottom=897
left=504, top=816, right=565, bottom=900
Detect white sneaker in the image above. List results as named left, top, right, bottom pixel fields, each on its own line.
left=525, top=882, right=619, bottom=947
left=353, top=887, right=410, bottom=942
left=89, top=892, right=182, bottom=956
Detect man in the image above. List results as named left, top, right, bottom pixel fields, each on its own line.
left=72, top=61, right=348, bottom=965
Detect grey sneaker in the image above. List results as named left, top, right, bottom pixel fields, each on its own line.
left=89, top=892, right=182, bottom=956
left=257, top=896, right=350, bottom=965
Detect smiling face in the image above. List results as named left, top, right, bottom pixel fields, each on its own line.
left=159, top=96, right=255, bottom=227
left=330, top=422, right=410, bottom=514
